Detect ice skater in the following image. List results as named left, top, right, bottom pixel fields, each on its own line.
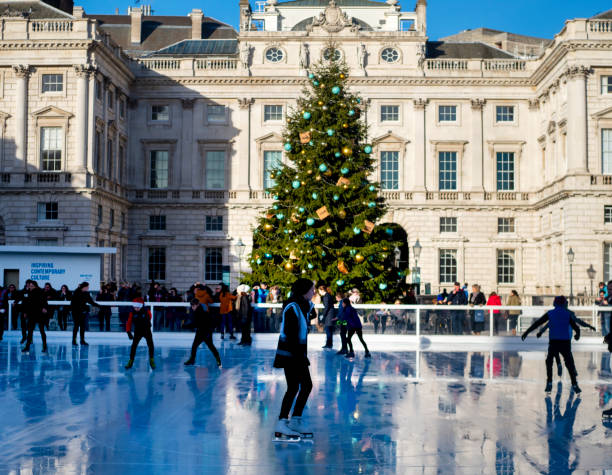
left=603, top=331, right=612, bottom=420
left=273, top=278, right=315, bottom=442
left=124, top=298, right=156, bottom=370
left=70, top=282, right=100, bottom=346
left=21, top=280, right=48, bottom=354
left=342, top=298, right=371, bottom=359
left=218, top=284, right=237, bottom=340
left=184, top=298, right=221, bottom=367
left=521, top=296, right=581, bottom=393
left=334, top=292, right=348, bottom=355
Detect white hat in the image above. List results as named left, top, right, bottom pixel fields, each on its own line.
left=132, top=302, right=144, bottom=309
left=237, top=284, right=251, bottom=293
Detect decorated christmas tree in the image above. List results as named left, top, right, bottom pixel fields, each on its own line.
left=244, top=59, right=405, bottom=302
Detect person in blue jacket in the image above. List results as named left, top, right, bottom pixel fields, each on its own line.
left=521, top=295, right=581, bottom=393
left=342, top=298, right=371, bottom=359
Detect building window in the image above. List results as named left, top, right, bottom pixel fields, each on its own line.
left=148, top=247, right=166, bottom=281
left=206, top=216, right=223, bottom=232
left=207, top=104, right=226, bottom=123
left=121, top=212, right=126, bottom=231
left=439, top=249, right=457, bottom=284
left=263, top=151, right=282, bottom=189
left=42, top=74, right=63, bottom=93
left=265, top=47, right=284, bottom=63
left=205, top=248, right=223, bottom=281
left=605, top=244, right=612, bottom=283
left=439, top=217, right=457, bottom=233
left=264, top=105, right=283, bottom=122
left=381, top=47, right=399, bottom=63
left=498, top=217, right=515, bottom=233
left=41, top=127, right=62, bottom=171
left=603, top=129, right=612, bottom=175
left=150, top=150, right=169, bottom=189
left=95, top=79, right=102, bottom=100
left=110, top=241, right=117, bottom=280
left=438, top=105, right=457, bottom=122
left=323, top=48, right=341, bottom=62
left=496, top=105, right=514, bottom=123
left=108, top=90, right=114, bottom=110
left=497, top=250, right=515, bottom=284
left=110, top=209, right=115, bottom=228
left=118, top=144, right=125, bottom=183
left=438, top=151, right=457, bottom=190
left=606, top=206, right=612, bottom=224
left=119, top=98, right=126, bottom=119
left=37, top=202, right=58, bottom=221
left=602, top=76, right=612, bottom=95
left=36, top=238, right=58, bottom=246
left=380, top=151, right=399, bottom=190
left=380, top=105, right=399, bottom=122
left=95, top=130, right=102, bottom=173
left=151, top=105, right=169, bottom=122
left=98, top=205, right=103, bottom=225
left=496, top=152, right=515, bottom=191
left=205, top=151, right=225, bottom=190
left=107, top=139, right=114, bottom=178
left=149, top=215, right=166, bottom=231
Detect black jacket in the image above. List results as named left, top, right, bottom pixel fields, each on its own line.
left=447, top=290, right=467, bottom=306
left=321, top=293, right=335, bottom=327
left=70, top=289, right=100, bottom=314
left=188, top=304, right=215, bottom=333
left=273, top=298, right=313, bottom=368
left=469, top=292, right=486, bottom=306
left=22, top=287, right=48, bottom=320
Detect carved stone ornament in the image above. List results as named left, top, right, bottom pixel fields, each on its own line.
left=566, top=65, right=590, bottom=79
left=470, top=98, right=486, bottom=110
left=308, top=0, right=356, bottom=33
left=12, top=64, right=32, bottom=79
left=237, top=98, right=255, bottom=109
left=181, top=98, right=196, bottom=109
left=413, top=98, right=429, bottom=110
left=74, top=64, right=95, bottom=79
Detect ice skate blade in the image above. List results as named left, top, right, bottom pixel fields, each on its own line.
left=273, top=433, right=301, bottom=443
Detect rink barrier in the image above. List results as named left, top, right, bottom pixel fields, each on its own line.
left=5, top=301, right=607, bottom=336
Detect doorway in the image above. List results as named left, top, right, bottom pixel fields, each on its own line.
left=3, top=269, right=19, bottom=287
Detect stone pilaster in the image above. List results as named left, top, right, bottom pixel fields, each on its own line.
left=237, top=97, right=254, bottom=190
left=566, top=66, right=589, bottom=174
left=470, top=99, right=486, bottom=192
left=12, top=65, right=31, bottom=170
left=413, top=98, right=428, bottom=191
left=74, top=64, right=93, bottom=172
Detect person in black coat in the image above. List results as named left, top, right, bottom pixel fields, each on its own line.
left=0, top=284, right=19, bottom=341
left=70, top=282, right=100, bottom=346
left=184, top=298, right=221, bottom=367
left=22, top=280, right=49, bottom=353
left=446, top=282, right=468, bottom=335
left=273, top=278, right=315, bottom=439
left=42, top=282, right=58, bottom=328
left=319, top=284, right=335, bottom=349
left=56, top=285, right=72, bottom=331
left=96, top=285, right=114, bottom=332
left=469, top=284, right=487, bottom=335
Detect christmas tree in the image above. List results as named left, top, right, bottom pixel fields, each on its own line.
left=244, top=59, right=404, bottom=302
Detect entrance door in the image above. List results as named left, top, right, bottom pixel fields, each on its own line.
left=3, top=269, right=19, bottom=287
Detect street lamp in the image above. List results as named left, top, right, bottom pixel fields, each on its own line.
left=235, top=238, right=246, bottom=284
left=567, top=247, right=575, bottom=305
left=587, top=264, right=596, bottom=297
left=412, top=239, right=422, bottom=294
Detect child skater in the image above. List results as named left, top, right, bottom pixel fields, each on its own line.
left=184, top=298, right=221, bottom=367
left=536, top=306, right=596, bottom=377
left=273, top=278, right=316, bottom=442
left=125, top=298, right=156, bottom=370
left=333, top=292, right=348, bottom=355
left=521, top=296, right=581, bottom=393
left=342, top=298, right=371, bottom=359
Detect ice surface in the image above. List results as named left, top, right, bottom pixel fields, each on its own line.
left=1, top=333, right=612, bottom=474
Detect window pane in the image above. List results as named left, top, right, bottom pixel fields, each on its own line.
left=438, top=105, right=457, bottom=122
left=37, top=238, right=58, bottom=246
left=439, top=249, right=457, bottom=284
left=380, top=151, right=399, bottom=190
left=38, top=202, right=58, bottom=221
left=497, top=250, right=515, bottom=284
left=208, top=105, right=226, bottom=122
left=605, top=206, right=612, bottom=224
left=605, top=244, right=612, bottom=283
left=440, top=217, right=457, bottom=233
left=603, top=130, right=612, bottom=175
left=41, top=127, right=62, bottom=171
left=107, top=139, right=114, bottom=178
left=205, top=248, right=223, bottom=281
left=263, top=151, right=282, bottom=189
left=206, top=151, right=225, bottom=189
left=264, top=105, right=283, bottom=121
left=496, top=152, right=515, bottom=191
left=150, top=151, right=169, bottom=189
left=602, top=76, right=612, bottom=95
left=151, top=105, right=169, bottom=121
left=149, top=215, right=166, bottom=230
left=439, top=151, right=457, bottom=190
left=498, top=217, right=515, bottom=233
left=496, top=105, right=514, bottom=122
left=206, top=216, right=223, bottom=232
left=381, top=105, right=399, bottom=122
left=42, top=74, right=63, bottom=92
left=148, top=248, right=166, bottom=281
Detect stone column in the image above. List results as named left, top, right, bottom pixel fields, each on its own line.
left=12, top=65, right=31, bottom=170
left=470, top=99, right=486, bottom=192
left=74, top=64, right=92, bottom=172
left=413, top=98, right=428, bottom=191
left=566, top=66, right=589, bottom=174
left=237, top=98, right=254, bottom=190
left=181, top=98, right=195, bottom=187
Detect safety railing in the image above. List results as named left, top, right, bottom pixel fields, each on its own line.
left=5, top=301, right=608, bottom=337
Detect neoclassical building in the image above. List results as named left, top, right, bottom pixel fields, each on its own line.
left=0, top=0, right=611, bottom=298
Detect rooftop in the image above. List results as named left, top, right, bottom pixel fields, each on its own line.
left=426, top=41, right=515, bottom=60
left=0, top=0, right=72, bottom=19
left=276, top=0, right=389, bottom=6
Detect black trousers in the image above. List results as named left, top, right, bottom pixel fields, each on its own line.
left=279, top=363, right=312, bottom=419
left=189, top=330, right=220, bottom=364
left=99, top=310, right=111, bottom=332
left=13, top=311, right=27, bottom=338
left=25, top=318, right=46, bottom=349
left=339, top=325, right=348, bottom=351
left=72, top=312, right=88, bottom=343
left=347, top=328, right=369, bottom=353
left=58, top=308, right=69, bottom=331
left=324, top=325, right=334, bottom=347
left=546, top=340, right=578, bottom=384
left=241, top=315, right=252, bottom=344
left=129, top=327, right=155, bottom=360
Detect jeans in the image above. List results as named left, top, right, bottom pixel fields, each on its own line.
left=99, top=309, right=111, bottom=332
left=72, top=311, right=88, bottom=343
left=451, top=311, right=464, bottom=335
left=324, top=325, right=334, bottom=347
left=221, top=313, right=233, bottom=336
left=602, top=312, right=611, bottom=336
left=279, top=363, right=312, bottom=419
left=58, top=308, right=70, bottom=331
left=25, top=318, right=47, bottom=350
left=338, top=325, right=348, bottom=352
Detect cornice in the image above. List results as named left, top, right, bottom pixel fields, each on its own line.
left=0, top=40, right=92, bottom=50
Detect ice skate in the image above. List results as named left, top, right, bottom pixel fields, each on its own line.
left=229, top=335, right=237, bottom=340
left=125, top=359, right=133, bottom=369
left=184, top=358, right=195, bottom=366
left=336, top=349, right=347, bottom=355
left=288, top=416, right=313, bottom=440
left=365, top=351, right=372, bottom=358
left=571, top=383, right=581, bottom=394
left=273, top=419, right=301, bottom=442
left=149, top=358, right=156, bottom=370
left=545, top=381, right=552, bottom=393
left=345, top=351, right=355, bottom=359
left=603, top=408, right=612, bottom=421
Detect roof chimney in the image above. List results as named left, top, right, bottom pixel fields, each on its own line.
left=73, top=5, right=84, bottom=18
left=416, top=0, right=427, bottom=35
left=130, top=6, right=142, bottom=45
left=189, top=9, right=204, bottom=40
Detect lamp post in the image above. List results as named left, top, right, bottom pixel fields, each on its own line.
left=412, top=239, right=422, bottom=294
left=587, top=264, right=596, bottom=297
left=235, top=238, right=246, bottom=285
left=567, top=247, right=575, bottom=305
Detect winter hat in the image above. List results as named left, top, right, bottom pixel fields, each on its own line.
left=553, top=295, right=567, bottom=308
left=132, top=298, right=144, bottom=309
left=291, top=278, right=315, bottom=298
left=237, top=284, right=250, bottom=294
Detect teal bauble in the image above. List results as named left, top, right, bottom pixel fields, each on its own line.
left=321, top=251, right=326, bottom=257
left=292, top=180, right=301, bottom=189
left=308, top=73, right=315, bottom=79
left=306, top=218, right=315, bottom=226
left=307, top=263, right=314, bottom=269
left=336, top=279, right=345, bottom=286
left=298, top=207, right=305, bottom=213
left=349, top=249, right=357, bottom=256
left=332, top=86, right=341, bottom=94
left=312, top=192, right=318, bottom=199
left=273, top=204, right=278, bottom=209
left=303, top=111, right=311, bottom=120
left=335, top=152, right=342, bottom=158
left=276, top=213, right=284, bottom=219
left=385, top=228, right=394, bottom=236
left=256, top=258, right=262, bottom=265
left=379, top=283, right=388, bottom=290
left=327, top=129, right=335, bottom=136
left=353, top=227, right=361, bottom=234
left=264, top=253, right=272, bottom=260
left=357, top=98, right=362, bottom=104
left=341, top=167, right=349, bottom=174
left=284, top=230, right=288, bottom=234
left=333, top=194, right=339, bottom=201
left=368, top=185, right=376, bottom=192
left=273, top=195, right=279, bottom=200
left=313, top=80, right=319, bottom=86
left=284, top=143, right=292, bottom=151
left=368, top=202, right=376, bottom=208
left=318, top=164, right=328, bottom=172
left=348, top=110, right=355, bottom=116
left=309, top=141, right=314, bottom=146
left=364, top=145, right=373, bottom=154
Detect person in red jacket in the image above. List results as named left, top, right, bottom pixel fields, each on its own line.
left=486, top=292, right=502, bottom=335
left=125, top=298, right=156, bottom=370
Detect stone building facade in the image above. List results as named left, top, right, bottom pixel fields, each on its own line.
left=0, top=0, right=612, bottom=298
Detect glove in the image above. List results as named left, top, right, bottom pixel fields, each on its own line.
left=536, top=331, right=543, bottom=339
left=589, top=325, right=597, bottom=332
left=574, top=330, right=580, bottom=341
left=521, top=334, right=526, bottom=341
left=127, top=331, right=133, bottom=340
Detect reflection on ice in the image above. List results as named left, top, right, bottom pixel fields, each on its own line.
left=0, top=338, right=612, bottom=473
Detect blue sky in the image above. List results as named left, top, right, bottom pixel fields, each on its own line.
left=78, top=0, right=611, bottom=40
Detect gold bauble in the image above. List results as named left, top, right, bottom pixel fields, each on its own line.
left=343, top=185, right=348, bottom=190
left=342, top=123, right=349, bottom=128
left=320, top=83, right=325, bottom=88
left=318, top=101, right=324, bottom=106
left=284, top=262, right=294, bottom=272
left=338, top=210, right=346, bottom=219
left=263, top=223, right=273, bottom=231
left=306, top=159, right=312, bottom=163
left=301, top=150, right=306, bottom=155
left=355, top=254, right=365, bottom=263
left=307, top=170, right=313, bottom=174
left=301, top=181, right=306, bottom=185
left=316, top=175, right=322, bottom=181
left=382, top=247, right=388, bottom=251
left=340, top=73, right=346, bottom=79
left=326, top=228, right=332, bottom=234
left=342, top=147, right=353, bottom=156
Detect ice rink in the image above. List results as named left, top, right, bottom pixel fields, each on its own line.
left=1, top=333, right=612, bottom=474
